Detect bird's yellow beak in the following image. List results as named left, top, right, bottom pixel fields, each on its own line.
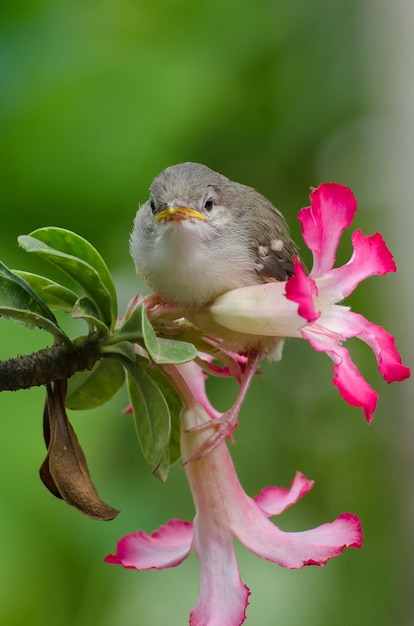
left=155, top=206, right=206, bottom=222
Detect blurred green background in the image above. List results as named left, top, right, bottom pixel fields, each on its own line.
left=1, top=1, right=412, bottom=625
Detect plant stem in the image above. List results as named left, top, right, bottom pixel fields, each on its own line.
left=0, top=337, right=101, bottom=391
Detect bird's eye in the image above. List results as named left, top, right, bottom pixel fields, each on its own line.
left=150, top=198, right=157, bottom=214
left=204, top=197, right=214, bottom=211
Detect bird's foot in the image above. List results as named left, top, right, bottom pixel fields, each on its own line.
left=183, top=409, right=238, bottom=464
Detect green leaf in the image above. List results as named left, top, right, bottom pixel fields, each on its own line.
left=147, top=366, right=182, bottom=465
left=66, top=358, right=125, bottom=410
left=101, top=340, right=136, bottom=362
left=141, top=305, right=197, bottom=364
left=18, top=228, right=116, bottom=327
left=72, top=296, right=109, bottom=334
left=0, top=262, right=70, bottom=343
left=0, top=261, right=58, bottom=322
left=13, top=270, right=79, bottom=312
left=126, top=358, right=171, bottom=479
left=114, top=304, right=144, bottom=343
left=29, top=227, right=117, bottom=319
left=153, top=449, right=170, bottom=482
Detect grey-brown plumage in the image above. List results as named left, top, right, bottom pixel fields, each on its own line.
left=130, top=162, right=299, bottom=460
left=130, top=162, right=297, bottom=309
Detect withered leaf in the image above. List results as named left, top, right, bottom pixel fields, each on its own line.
left=39, top=393, right=63, bottom=500
left=40, top=380, right=119, bottom=521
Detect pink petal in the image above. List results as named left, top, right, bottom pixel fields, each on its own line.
left=303, top=327, right=378, bottom=421
left=104, top=519, right=193, bottom=570
left=197, top=351, right=247, bottom=383
left=191, top=520, right=249, bottom=626
left=199, top=359, right=241, bottom=380
left=332, top=354, right=377, bottom=421
left=321, top=311, right=411, bottom=384
left=318, top=230, right=397, bottom=302
left=299, top=184, right=357, bottom=277
left=233, top=504, right=362, bottom=569
left=285, top=260, right=320, bottom=322
left=178, top=361, right=222, bottom=420
left=346, top=313, right=410, bottom=383
left=255, top=472, right=314, bottom=517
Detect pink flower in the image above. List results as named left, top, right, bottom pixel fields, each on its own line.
left=105, top=184, right=407, bottom=625
left=106, top=406, right=362, bottom=626
left=210, top=183, right=410, bottom=421
left=106, top=364, right=362, bottom=626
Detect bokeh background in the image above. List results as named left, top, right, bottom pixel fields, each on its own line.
left=1, top=1, right=413, bottom=625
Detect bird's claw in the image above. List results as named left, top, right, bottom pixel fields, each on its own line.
left=183, top=412, right=238, bottom=464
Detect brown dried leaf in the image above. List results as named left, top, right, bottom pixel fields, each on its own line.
left=40, top=381, right=119, bottom=521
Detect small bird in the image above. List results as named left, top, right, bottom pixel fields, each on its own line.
left=130, top=162, right=298, bottom=459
